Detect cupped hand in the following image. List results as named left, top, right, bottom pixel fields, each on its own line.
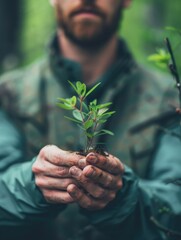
left=32, top=145, right=82, bottom=204
left=67, top=152, right=124, bottom=210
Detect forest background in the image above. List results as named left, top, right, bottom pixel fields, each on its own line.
left=0, top=0, right=181, bottom=75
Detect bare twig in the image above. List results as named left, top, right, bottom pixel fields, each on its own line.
left=165, top=37, right=181, bottom=108
left=150, top=216, right=181, bottom=239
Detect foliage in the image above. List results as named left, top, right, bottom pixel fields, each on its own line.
left=148, top=27, right=181, bottom=74
left=57, top=81, right=115, bottom=153
left=148, top=48, right=170, bottom=69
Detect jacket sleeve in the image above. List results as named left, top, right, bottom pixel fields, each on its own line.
left=0, top=110, right=64, bottom=225
left=82, top=126, right=181, bottom=239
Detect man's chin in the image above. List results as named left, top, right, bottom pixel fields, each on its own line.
left=67, top=35, right=110, bottom=51
left=60, top=22, right=117, bottom=50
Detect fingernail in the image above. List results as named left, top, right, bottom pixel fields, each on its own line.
left=84, top=166, right=94, bottom=177
left=78, top=159, right=86, bottom=168
left=70, top=166, right=81, bottom=177
left=86, top=153, right=97, bottom=164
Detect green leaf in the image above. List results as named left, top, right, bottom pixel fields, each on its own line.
left=85, top=82, right=101, bottom=97
left=84, top=120, right=94, bottom=130
left=64, top=116, right=82, bottom=123
left=165, top=26, right=181, bottom=34
left=77, top=124, right=85, bottom=131
left=56, top=103, right=73, bottom=110
left=148, top=49, right=170, bottom=69
left=71, top=96, right=77, bottom=106
left=100, top=111, right=116, bottom=117
left=81, top=83, right=87, bottom=97
left=98, top=108, right=109, bottom=116
left=90, top=99, right=97, bottom=105
left=68, top=81, right=79, bottom=94
left=85, top=132, right=94, bottom=138
left=93, top=130, right=113, bottom=137
left=101, top=129, right=114, bottom=136
left=73, top=110, right=83, bottom=121
left=74, top=81, right=87, bottom=97
left=82, top=101, right=89, bottom=112
left=76, top=81, right=82, bottom=90
left=97, top=102, right=112, bottom=109
left=57, top=97, right=70, bottom=103
left=97, top=119, right=107, bottom=124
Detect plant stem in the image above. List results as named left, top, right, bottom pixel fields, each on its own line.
left=165, top=37, right=181, bottom=108
left=150, top=216, right=181, bottom=238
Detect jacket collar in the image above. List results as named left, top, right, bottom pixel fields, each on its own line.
left=48, top=34, right=137, bottom=99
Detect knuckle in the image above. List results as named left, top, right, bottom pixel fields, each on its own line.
left=84, top=201, right=93, bottom=210
left=79, top=196, right=93, bottom=209
left=43, top=190, right=54, bottom=203
left=39, top=146, right=49, bottom=159
left=35, top=177, right=45, bottom=188
left=109, top=192, right=116, bottom=201
left=91, top=202, right=107, bottom=210
left=32, top=162, right=41, bottom=174
left=57, top=166, right=68, bottom=176
left=63, top=179, right=75, bottom=188
left=80, top=175, right=89, bottom=185
left=67, top=184, right=83, bottom=201
left=99, top=202, right=107, bottom=209
left=110, top=161, right=117, bottom=172
left=40, top=145, right=60, bottom=164
left=96, top=169, right=103, bottom=179
left=64, top=194, right=74, bottom=203
left=116, top=179, right=123, bottom=189
left=94, top=188, right=105, bottom=199
left=105, top=174, right=113, bottom=187
left=117, top=161, right=124, bottom=174
left=67, top=183, right=77, bottom=193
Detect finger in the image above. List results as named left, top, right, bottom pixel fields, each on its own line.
left=35, top=176, right=76, bottom=191
left=39, top=145, right=82, bottom=167
left=86, top=152, right=124, bottom=175
left=32, top=159, right=70, bottom=178
left=69, top=166, right=116, bottom=200
left=77, top=158, right=87, bottom=169
left=67, top=184, right=108, bottom=210
left=83, top=165, right=123, bottom=190
left=42, top=189, right=74, bottom=204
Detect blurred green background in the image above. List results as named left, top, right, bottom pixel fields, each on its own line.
left=0, top=0, right=181, bottom=74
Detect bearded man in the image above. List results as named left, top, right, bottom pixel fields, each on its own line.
left=0, top=0, right=180, bottom=240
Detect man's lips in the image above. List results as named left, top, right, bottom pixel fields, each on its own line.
left=70, top=8, right=105, bottom=19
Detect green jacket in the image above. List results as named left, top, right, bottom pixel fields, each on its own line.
left=0, top=37, right=180, bottom=240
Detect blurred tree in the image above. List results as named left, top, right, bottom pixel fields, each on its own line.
left=0, top=0, right=22, bottom=73
left=20, top=0, right=54, bottom=66
left=122, top=0, right=181, bottom=70
left=146, top=0, right=181, bottom=73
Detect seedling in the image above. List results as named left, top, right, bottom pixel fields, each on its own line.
left=57, top=81, right=115, bottom=154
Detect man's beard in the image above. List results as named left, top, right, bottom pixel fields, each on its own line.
left=58, top=9, right=122, bottom=51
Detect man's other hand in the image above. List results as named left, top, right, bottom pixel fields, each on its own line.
left=68, top=152, right=124, bottom=210
left=32, top=145, right=82, bottom=204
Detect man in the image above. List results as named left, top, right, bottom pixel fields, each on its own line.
left=0, top=0, right=181, bottom=240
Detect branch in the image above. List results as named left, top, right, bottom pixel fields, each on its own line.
left=165, top=37, right=181, bottom=108
left=150, top=216, right=181, bottom=238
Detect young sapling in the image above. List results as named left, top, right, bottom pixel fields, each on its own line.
left=57, top=81, right=115, bottom=154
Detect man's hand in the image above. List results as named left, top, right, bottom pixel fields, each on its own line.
left=67, top=152, right=124, bottom=210
left=32, top=145, right=82, bottom=204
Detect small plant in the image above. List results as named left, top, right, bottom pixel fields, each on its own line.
left=57, top=81, right=115, bottom=154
